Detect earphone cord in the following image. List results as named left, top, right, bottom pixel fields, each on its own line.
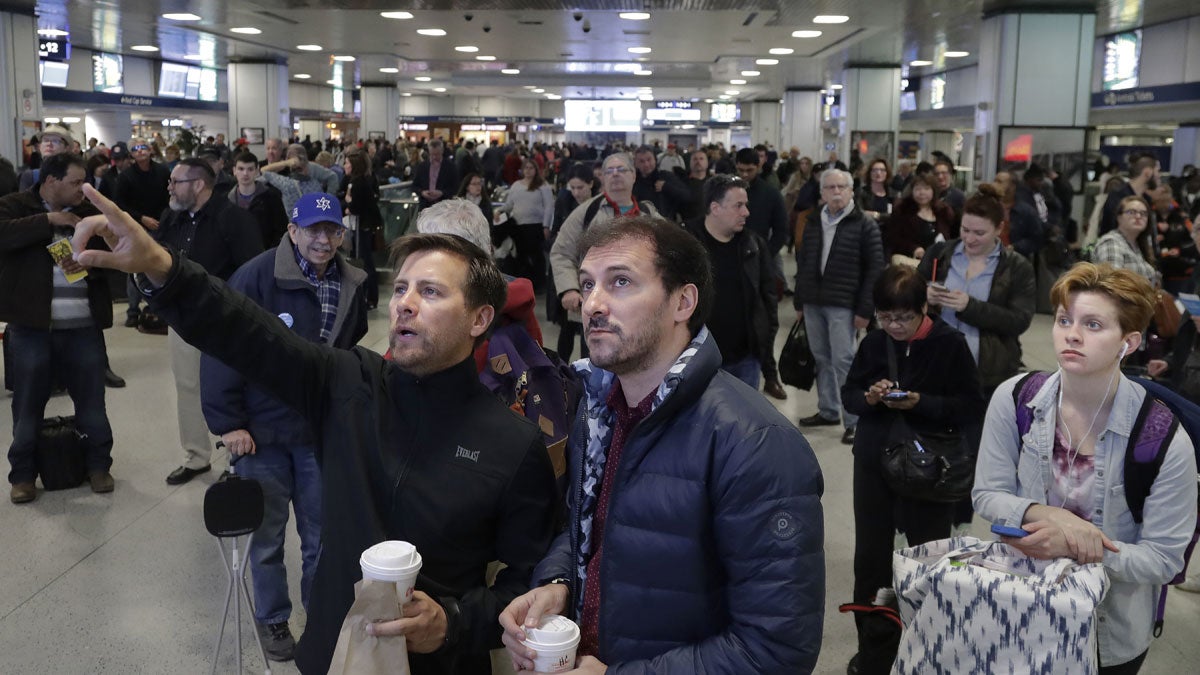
left=1057, top=363, right=1121, bottom=474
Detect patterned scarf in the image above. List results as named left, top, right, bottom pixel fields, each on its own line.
left=572, top=327, right=710, bottom=615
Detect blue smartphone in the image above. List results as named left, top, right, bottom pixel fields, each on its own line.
left=883, top=390, right=910, bottom=400
left=991, top=523, right=1031, bottom=538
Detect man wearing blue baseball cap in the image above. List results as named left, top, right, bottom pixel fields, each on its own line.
left=155, top=158, right=263, bottom=485
left=200, top=191, right=368, bottom=660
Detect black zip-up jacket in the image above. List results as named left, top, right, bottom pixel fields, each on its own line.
left=145, top=256, right=557, bottom=675
left=153, top=194, right=263, bottom=280
left=226, top=182, right=288, bottom=250
left=115, top=161, right=170, bottom=225
left=793, top=205, right=884, bottom=318
left=0, top=188, right=110, bottom=329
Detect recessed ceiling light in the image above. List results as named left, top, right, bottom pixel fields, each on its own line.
left=325, top=80, right=338, bottom=85
left=401, top=92, right=412, bottom=96
left=476, top=55, right=496, bottom=61
left=635, top=70, right=653, bottom=76
left=433, top=87, right=446, bottom=92
left=546, top=94, right=561, bottom=99
left=628, top=47, right=652, bottom=54
left=37, top=29, right=69, bottom=37
left=381, top=11, right=414, bottom=19
left=830, top=84, right=843, bottom=90
left=455, top=45, right=479, bottom=52
left=230, top=27, right=262, bottom=35
left=380, top=67, right=399, bottom=73
left=704, top=99, right=714, bottom=103
left=756, top=58, right=779, bottom=65
left=945, top=50, right=970, bottom=58
left=297, top=44, right=322, bottom=51
left=417, top=28, right=447, bottom=36
left=768, top=48, right=794, bottom=55
left=730, top=79, right=746, bottom=85
left=131, top=45, right=159, bottom=52
left=619, top=12, right=651, bottom=20
left=792, top=30, right=822, bottom=38
left=294, top=73, right=311, bottom=79
left=523, top=85, right=537, bottom=89
left=819, top=89, right=827, bottom=94
left=163, top=13, right=201, bottom=21
left=415, top=76, right=432, bottom=82
left=741, top=70, right=761, bottom=77
left=718, top=94, right=731, bottom=100
left=725, top=90, right=740, bottom=95
left=910, top=60, right=932, bottom=66
left=813, top=15, right=850, bottom=24
left=44, top=117, right=60, bottom=124
left=532, top=88, right=545, bottom=93
left=333, top=55, right=356, bottom=62
left=62, top=116, right=80, bottom=123
left=501, top=68, right=520, bottom=75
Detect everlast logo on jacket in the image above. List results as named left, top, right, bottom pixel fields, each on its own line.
left=455, top=446, right=480, bottom=463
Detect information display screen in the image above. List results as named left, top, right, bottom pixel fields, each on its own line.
left=159, top=63, right=219, bottom=101
left=40, top=61, right=70, bottom=88
left=1103, top=30, right=1140, bottom=91
left=93, top=52, right=123, bottom=94
left=564, top=100, right=642, bottom=132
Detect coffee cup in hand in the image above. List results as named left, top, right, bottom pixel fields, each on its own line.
left=360, top=540, right=423, bottom=605
left=521, top=614, right=581, bottom=673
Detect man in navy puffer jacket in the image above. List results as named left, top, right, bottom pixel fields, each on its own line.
left=501, top=215, right=826, bottom=673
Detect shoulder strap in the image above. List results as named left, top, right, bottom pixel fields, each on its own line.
left=1123, top=396, right=1179, bottom=525
left=581, top=196, right=604, bottom=232
left=1012, top=371, right=1051, bottom=437
left=885, top=338, right=898, bottom=383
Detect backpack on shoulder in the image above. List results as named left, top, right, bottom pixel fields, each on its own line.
left=1014, top=371, right=1200, bottom=636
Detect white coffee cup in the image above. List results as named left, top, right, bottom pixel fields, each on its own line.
left=521, top=614, right=581, bottom=673
left=360, top=540, right=423, bottom=604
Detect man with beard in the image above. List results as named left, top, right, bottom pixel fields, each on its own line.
left=1100, top=154, right=1159, bottom=236
left=154, top=158, right=263, bottom=485
left=69, top=189, right=557, bottom=675
left=501, top=215, right=825, bottom=674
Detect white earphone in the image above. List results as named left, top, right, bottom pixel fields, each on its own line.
left=1119, top=342, right=1129, bottom=359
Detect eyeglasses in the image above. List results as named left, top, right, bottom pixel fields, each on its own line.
left=1121, top=209, right=1149, bottom=219
left=41, top=137, right=66, bottom=147
left=602, top=167, right=632, bottom=176
left=876, top=312, right=919, bottom=326
left=131, top=144, right=150, bottom=152
left=299, top=224, right=346, bottom=239
left=167, top=177, right=201, bottom=187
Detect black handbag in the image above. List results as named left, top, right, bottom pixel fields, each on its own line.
left=35, top=415, right=87, bottom=490
left=779, top=318, right=816, bottom=391
left=879, top=340, right=975, bottom=503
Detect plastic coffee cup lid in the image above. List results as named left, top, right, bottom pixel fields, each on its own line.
left=360, top=540, right=422, bottom=578
left=524, top=614, right=580, bottom=648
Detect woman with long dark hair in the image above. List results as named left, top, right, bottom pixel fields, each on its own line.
left=341, top=150, right=382, bottom=308
left=456, top=171, right=493, bottom=227
left=497, top=158, right=554, bottom=290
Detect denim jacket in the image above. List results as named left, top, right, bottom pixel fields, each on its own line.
left=974, top=371, right=1197, bottom=666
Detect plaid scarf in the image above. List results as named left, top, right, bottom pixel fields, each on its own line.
left=293, top=246, right=341, bottom=343
left=572, top=327, right=709, bottom=615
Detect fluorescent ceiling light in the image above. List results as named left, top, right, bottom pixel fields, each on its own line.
left=476, top=55, right=496, bottom=61
left=704, top=99, right=714, bottom=103
left=910, top=60, right=932, bottom=66
left=523, top=85, right=537, bottom=89
left=718, top=95, right=731, bottom=100
left=163, top=13, right=201, bottom=21
left=433, top=87, right=447, bottom=92
left=532, top=88, right=545, bottom=93
left=38, top=29, right=69, bottom=37
left=830, top=84, right=843, bottom=90
left=792, top=30, right=822, bottom=38
left=381, top=11, right=414, bottom=19
left=297, top=44, right=322, bottom=51
left=415, top=76, right=432, bottom=81
left=455, top=45, right=479, bottom=52
left=619, top=12, right=651, bottom=20
left=628, top=47, right=652, bottom=54
left=756, top=58, right=778, bottom=65
left=62, top=116, right=80, bottom=123
left=333, top=55, right=355, bottom=62
left=501, top=68, right=520, bottom=75
left=730, top=79, right=746, bottom=85
left=769, top=47, right=794, bottom=55
left=945, top=50, right=970, bottom=58
left=44, top=117, right=60, bottom=124
left=635, top=70, right=653, bottom=76
left=131, top=45, right=159, bottom=52
left=380, top=67, right=399, bottom=73
left=294, top=73, right=311, bottom=79
left=230, top=27, right=261, bottom=35
left=813, top=15, right=850, bottom=24
left=417, top=28, right=447, bottom=36
left=725, top=90, right=740, bottom=95
left=401, top=92, right=412, bottom=96
left=741, top=70, right=760, bottom=77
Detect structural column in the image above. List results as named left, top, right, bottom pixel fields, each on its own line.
left=85, top=111, right=133, bottom=147
left=227, top=61, right=290, bottom=157
left=781, top=89, right=823, bottom=158
left=359, top=84, right=400, bottom=143
left=1170, top=123, right=1200, bottom=174
left=838, top=65, right=902, bottom=166
left=973, top=6, right=1095, bottom=180
left=0, top=10, right=41, bottom=164
left=746, top=100, right=781, bottom=151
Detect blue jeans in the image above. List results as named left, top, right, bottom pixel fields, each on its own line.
left=236, top=442, right=322, bottom=624
left=803, top=304, right=859, bottom=428
left=6, top=324, right=113, bottom=484
left=721, top=355, right=762, bottom=390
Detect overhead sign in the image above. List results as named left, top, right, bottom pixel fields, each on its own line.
left=711, top=103, right=740, bottom=122
left=1091, top=82, right=1200, bottom=107
left=655, top=101, right=692, bottom=109
left=38, top=38, right=69, bottom=61
left=1102, top=30, right=1140, bottom=91
left=92, top=52, right=123, bottom=94
left=645, top=108, right=701, bottom=122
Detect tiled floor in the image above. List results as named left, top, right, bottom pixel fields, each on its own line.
left=1, top=281, right=1197, bottom=674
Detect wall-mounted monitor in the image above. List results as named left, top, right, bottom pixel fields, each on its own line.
left=159, top=63, right=220, bottom=101
left=711, top=103, right=740, bottom=123
left=93, top=52, right=123, bottom=94
left=564, top=100, right=643, bottom=132
left=40, top=60, right=70, bottom=88
left=158, top=62, right=190, bottom=98
left=1102, top=30, right=1140, bottom=91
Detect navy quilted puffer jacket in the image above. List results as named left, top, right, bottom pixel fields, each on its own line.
left=532, top=334, right=826, bottom=673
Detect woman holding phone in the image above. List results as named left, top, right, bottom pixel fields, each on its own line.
left=841, top=265, right=985, bottom=674
left=973, top=263, right=1196, bottom=674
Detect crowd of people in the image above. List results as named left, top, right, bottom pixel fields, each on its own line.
left=2, top=123, right=1200, bottom=674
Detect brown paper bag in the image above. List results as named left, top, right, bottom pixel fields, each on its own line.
left=327, top=580, right=411, bottom=675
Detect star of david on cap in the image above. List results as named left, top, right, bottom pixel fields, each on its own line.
left=290, top=192, right=344, bottom=228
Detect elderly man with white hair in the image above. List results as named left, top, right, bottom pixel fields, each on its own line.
left=793, top=168, right=884, bottom=445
